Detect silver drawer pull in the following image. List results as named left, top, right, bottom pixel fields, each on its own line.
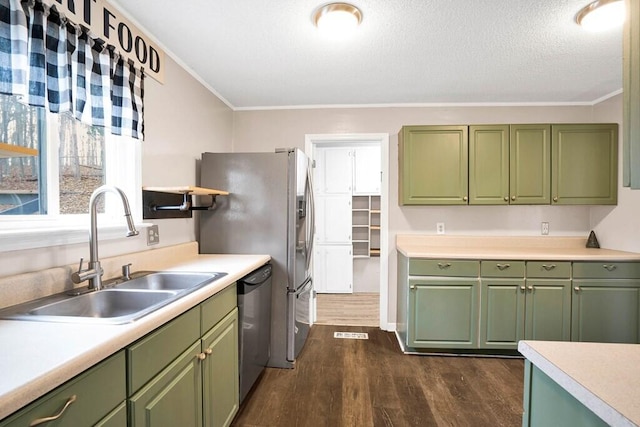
left=30, top=395, right=77, bottom=426
left=542, top=264, right=556, bottom=271
left=496, top=263, right=510, bottom=270
left=520, top=286, right=526, bottom=292
left=437, top=263, right=451, bottom=269
left=574, top=286, right=581, bottom=292
left=603, top=264, right=617, bottom=271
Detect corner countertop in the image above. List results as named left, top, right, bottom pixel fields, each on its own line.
left=396, top=235, right=640, bottom=261
left=518, top=340, right=640, bottom=426
left=0, top=253, right=270, bottom=421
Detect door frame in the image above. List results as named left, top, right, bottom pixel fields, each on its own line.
left=305, top=133, right=390, bottom=331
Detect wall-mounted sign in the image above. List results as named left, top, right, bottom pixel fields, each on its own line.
left=44, top=0, right=165, bottom=83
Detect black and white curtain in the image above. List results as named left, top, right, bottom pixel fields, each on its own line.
left=0, top=0, right=144, bottom=139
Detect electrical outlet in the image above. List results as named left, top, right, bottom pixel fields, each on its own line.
left=147, top=224, right=160, bottom=245
left=541, top=222, right=549, bottom=235
left=436, top=222, right=445, bottom=235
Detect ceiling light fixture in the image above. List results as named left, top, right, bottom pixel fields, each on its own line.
left=313, top=3, right=362, bottom=39
left=575, top=0, right=625, bottom=31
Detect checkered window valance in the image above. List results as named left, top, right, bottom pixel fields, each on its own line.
left=0, top=0, right=144, bottom=139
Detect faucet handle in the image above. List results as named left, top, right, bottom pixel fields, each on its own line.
left=122, top=263, right=132, bottom=280
left=77, top=257, right=85, bottom=272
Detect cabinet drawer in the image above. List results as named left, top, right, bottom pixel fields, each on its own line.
left=526, top=261, right=571, bottom=278
left=0, top=351, right=125, bottom=427
left=128, top=305, right=200, bottom=395
left=481, top=261, right=525, bottom=277
left=573, top=262, right=640, bottom=279
left=201, top=283, right=237, bottom=333
left=409, top=259, right=479, bottom=277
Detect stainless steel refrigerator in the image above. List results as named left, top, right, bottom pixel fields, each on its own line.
left=199, top=148, right=314, bottom=369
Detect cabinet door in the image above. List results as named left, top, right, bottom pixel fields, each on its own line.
left=480, top=279, right=525, bottom=349
left=571, top=281, right=640, bottom=343
left=353, top=145, right=381, bottom=194
left=510, top=124, right=551, bottom=204
left=313, top=244, right=353, bottom=293
left=314, top=146, right=353, bottom=195
left=552, top=124, right=618, bottom=205
left=408, top=278, right=478, bottom=348
left=399, top=125, right=469, bottom=205
left=469, top=125, right=509, bottom=205
left=202, top=309, right=239, bottom=427
left=129, top=341, right=203, bottom=427
left=314, top=195, right=351, bottom=243
left=525, top=280, right=571, bottom=341
left=95, top=401, right=127, bottom=427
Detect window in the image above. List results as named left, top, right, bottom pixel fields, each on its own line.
left=0, top=94, right=141, bottom=251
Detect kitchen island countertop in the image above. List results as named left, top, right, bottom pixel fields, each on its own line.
left=0, top=252, right=270, bottom=421
left=396, top=235, right=640, bottom=261
left=519, top=340, right=640, bottom=426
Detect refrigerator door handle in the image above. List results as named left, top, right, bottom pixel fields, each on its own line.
left=305, top=166, right=315, bottom=272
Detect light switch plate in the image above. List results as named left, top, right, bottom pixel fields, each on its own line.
left=147, top=224, right=160, bottom=245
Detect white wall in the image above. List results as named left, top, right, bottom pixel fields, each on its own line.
left=590, top=94, right=640, bottom=252
left=232, top=103, right=628, bottom=324
left=0, top=56, right=234, bottom=278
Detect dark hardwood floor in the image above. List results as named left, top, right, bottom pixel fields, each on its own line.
left=232, top=325, right=524, bottom=427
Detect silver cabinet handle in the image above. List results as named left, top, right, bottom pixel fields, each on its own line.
left=511, top=196, right=516, bottom=201
left=496, top=263, right=510, bottom=270
left=528, top=286, right=534, bottom=292
left=197, top=353, right=207, bottom=361
left=437, top=263, right=451, bottom=269
left=574, top=286, right=580, bottom=292
left=553, top=196, right=558, bottom=202
left=520, top=286, right=526, bottom=292
left=30, top=395, right=77, bottom=426
left=504, top=196, right=509, bottom=202
left=542, top=264, right=556, bottom=271
left=410, top=285, right=416, bottom=290
left=603, top=264, right=617, bottom=271
left=463, top=196, right=468, bottom=202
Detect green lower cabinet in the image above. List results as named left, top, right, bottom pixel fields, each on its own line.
left=523, top=361, right=608, bottom=427
left=408, top=278, right=478, bottom=348
left=202, top=308, right=240, bottom=427
left=480, top=279, right=525, bottom=349
left=571, top=280, right=640, bottom=343
left=525, top=280, right=571, bottom=342
left=481, top=279, right=571, bottom=350
left=129, top=341, right=203, bottom=427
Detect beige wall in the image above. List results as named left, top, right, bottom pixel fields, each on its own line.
left=0, top=56, right=234, bottom=278
left=233, top=102, right=635, bottom=325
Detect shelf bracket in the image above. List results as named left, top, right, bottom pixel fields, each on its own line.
left=151, top=192, right=219, bottom=212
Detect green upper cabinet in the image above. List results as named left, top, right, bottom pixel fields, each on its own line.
left=551, top=124, right=618, bottom=205
left=469, top=125, right=509, bottom=205
left=399, top=125, right=468, bottom=205
left=510, top=124, right=551, bottom=204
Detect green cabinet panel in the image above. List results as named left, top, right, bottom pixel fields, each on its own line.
left=552, top=124, right=618, bottom=205
left=573, top=261, right=640, bottom=279
left=95, top=402, right=127, bottom=427
left=399, top=125, right=468, bottom=205
left=526, top=261, right=571, bottom=278
left=127, top=306, right=200, bottom=395
left=0, top=351, right=125, bottom=427
left=480, top=260, right=525, bottom=278
left=201, top=283, right=237, bottom=334
left=129, top=341, right=203, bottom=427
left=469, top=125, right=509, bottom=205
left=480, top=279, right=525, bottom=349
left=408, top=277, right=479, bottom=348
left=408, top=259, right=479, bottom=277
left=525, top=280, right=571, bottom=342
left=510, top=125, right=551, bottom=204
left=202, top=308, right=240, bottom=427
left=522, top=361, right=608, bottom=427
left=571, top=280, right=640, bottom=343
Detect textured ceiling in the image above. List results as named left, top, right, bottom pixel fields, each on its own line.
left=109, top=0, right=623, bottom=109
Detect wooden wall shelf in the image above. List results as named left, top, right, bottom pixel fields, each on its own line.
left=142, top=186, right=229, bottom=219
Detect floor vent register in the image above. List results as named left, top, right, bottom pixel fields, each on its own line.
left=333, top=332, right=369, bottom=340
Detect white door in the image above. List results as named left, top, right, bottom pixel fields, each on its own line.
left=314, top=195, right=351, bottom=244
left=353, top=145, right=382, bottom=195
left=315, top=146, right=353, bottom=194
left=314, top=244, right=353, bottom=293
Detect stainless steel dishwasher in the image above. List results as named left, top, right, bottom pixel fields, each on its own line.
left=238, top=263, right=272, bottom=403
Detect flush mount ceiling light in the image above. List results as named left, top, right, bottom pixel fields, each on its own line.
left=576, top=0, right=625, bottom=31
left=313, top=3, right=362, bottom=39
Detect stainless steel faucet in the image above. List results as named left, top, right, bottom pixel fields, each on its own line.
left=72, top=185, right=139, bottom=290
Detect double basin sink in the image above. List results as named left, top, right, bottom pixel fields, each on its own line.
left=0, top=271, right=227, bottom=324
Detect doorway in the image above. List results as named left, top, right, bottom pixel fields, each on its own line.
left=305, top=133, right=390, bottom=331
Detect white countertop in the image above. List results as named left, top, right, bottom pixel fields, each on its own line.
left=519, top=340, right=640, bottom=426
left=396, top=235, right=640, bottom=261
left=0, top=253, right=270, bottom=421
